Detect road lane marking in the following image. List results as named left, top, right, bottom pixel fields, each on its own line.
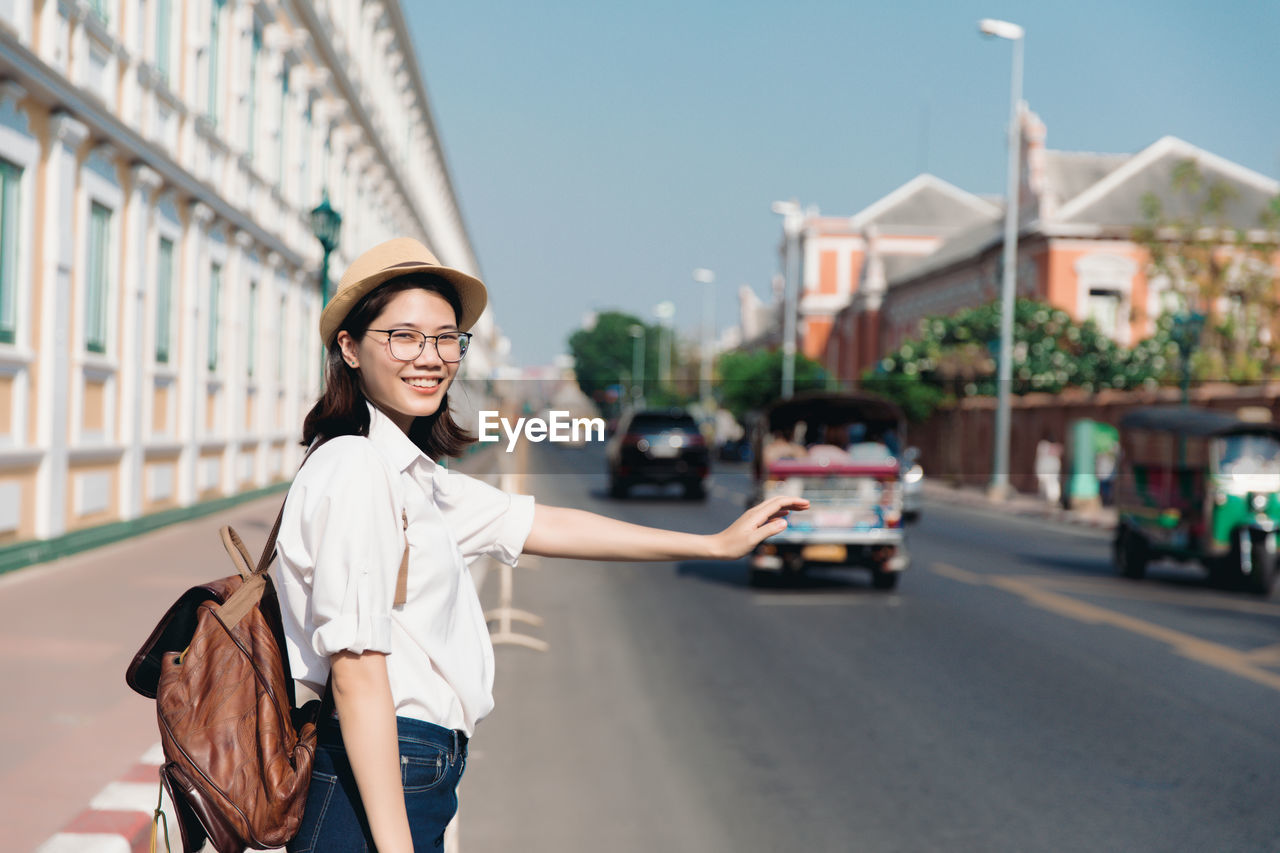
left=931, top=562, right=1280, bottom=694
left=1027, top=574, right=1280, bottom=617
left=752, top=593, right=887, bottom=606
left=1243, top=643, right=1280, bottom=666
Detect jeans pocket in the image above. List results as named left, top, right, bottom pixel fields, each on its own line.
left=287, top=771, right=337, bottom=853
left=401, top=747, right=448, bottom=793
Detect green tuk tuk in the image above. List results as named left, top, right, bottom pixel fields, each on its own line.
left=1113, top=406, right=1280, bottom=595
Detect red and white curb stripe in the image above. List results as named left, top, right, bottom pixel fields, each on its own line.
left=36, top=744, right=176, bottom=853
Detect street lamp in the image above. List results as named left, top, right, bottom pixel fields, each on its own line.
left=979, top=17, right=1024, bottom=499
left=772, top=200, right=803, bottom=399
left=694, top=268, right=715, bottom=410
left=629, top=324, right=646, bottom=408
left=654, top=300, right=675, bottom=388
left=309, top=189, right=342, bottom=306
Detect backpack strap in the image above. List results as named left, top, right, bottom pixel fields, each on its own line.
left=394, top=510, right=410, bottom=607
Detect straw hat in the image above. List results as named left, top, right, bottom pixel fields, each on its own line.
left=319, top=237, right=487, bottom=346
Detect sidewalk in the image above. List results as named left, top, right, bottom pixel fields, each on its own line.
left=12, top=445, right=508, bottom=853
left=921, top=479, right=1117, bottom=531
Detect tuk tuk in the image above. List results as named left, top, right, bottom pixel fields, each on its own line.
left=1113, top=406, right=1280, bottom=595
left=747, top=391, right=909, bottom=589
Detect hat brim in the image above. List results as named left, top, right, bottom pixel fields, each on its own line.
left=320, top=262, right=487, bottom=346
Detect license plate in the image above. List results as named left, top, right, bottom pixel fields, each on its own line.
left=649, top=443, right=679, bottom=458
left=802, top=544, right=847, bottom=562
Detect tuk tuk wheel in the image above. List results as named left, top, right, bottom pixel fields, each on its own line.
left=1236, top=531, right=1277, bottom=596
left=1114, top=525, right=1148, bottom=580
left=871, top=568, right=899, bottom=590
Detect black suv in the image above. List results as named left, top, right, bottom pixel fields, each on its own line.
left=606, top=409, right=710, bottom=500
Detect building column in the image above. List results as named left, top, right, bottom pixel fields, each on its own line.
left=225, top=228, right=253, bottom=495
left=34, top=112, right=89, bottom=538
left=119, top=163, right=163, bottom=520
left=178, top=200, right=214, bottom=506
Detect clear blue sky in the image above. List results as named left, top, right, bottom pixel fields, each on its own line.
left=404, top=0, right=1280, bottom=367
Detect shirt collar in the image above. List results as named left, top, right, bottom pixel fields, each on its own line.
left=366, top=401, right=438, bottom=474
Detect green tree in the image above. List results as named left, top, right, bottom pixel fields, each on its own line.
left=1132, top=158, right=1280, bottom=381
left=862, top=299, right=1177, bottom=422
left=716, top=348, right=828, bottom=423
left=568, top=312, right=690, bottom=410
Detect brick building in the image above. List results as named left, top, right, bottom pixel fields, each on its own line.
left=770, top=109, right=1280, bottom=383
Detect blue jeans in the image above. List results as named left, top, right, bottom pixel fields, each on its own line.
left=287, top=714, right=468, bottom=852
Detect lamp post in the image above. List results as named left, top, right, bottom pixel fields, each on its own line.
left=979, top=17, right=1024, bottom=499
left=629, top=324, right=646, bottom=408
left=654, top=301, right=675, bottom=389
left=310, top=190, right=342, bottom=306
left=694, top=268, right=715, bottom=411
left=772, top=200, right=803, bottom=399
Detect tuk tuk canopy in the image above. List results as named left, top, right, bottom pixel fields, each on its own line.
left=1118, top=407, right=1280, bottom=441
left=759, top=391, right=904, bottom=436
left=1119, top=407, right=1280, bottom=470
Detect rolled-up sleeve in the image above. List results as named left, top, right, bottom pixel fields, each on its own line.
left=288, top=438, right=403, bottom=657
left=434, top=469, right=535, bottom=567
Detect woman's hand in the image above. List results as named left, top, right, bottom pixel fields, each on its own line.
left=708, top=495, right=809, bottom=560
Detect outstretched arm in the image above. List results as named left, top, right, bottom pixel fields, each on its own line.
left=522, top=495, right=809, bottom=562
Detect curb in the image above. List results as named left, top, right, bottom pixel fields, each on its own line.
left=36, top=742, right=288, bottom=853
left=923, top=483, right=1117, bottom=532
left=35, top=745, right=171, bottom=853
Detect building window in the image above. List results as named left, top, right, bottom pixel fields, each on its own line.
left=248, top=22, right=261, bottom=157
left=1087, top=288, right=1122, bottom=339
left=0, top=160, right=20, bottom=345
left=207, top=0, right=226, bottom=124
left=86, top=202, right=112, bottom=354
left=88, top=0, right=110, bottom=24
left=208, top=263, right=221, bottom=370
left=247, top=281, right=257, bottom=378
left=155, top=0, right=172, bottom=83
left=155, top=237, right=174, bottom=363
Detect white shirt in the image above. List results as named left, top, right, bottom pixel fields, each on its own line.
left=273, top=402, right=536, bottom=735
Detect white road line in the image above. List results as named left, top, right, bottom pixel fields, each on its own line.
left=35, top=834, right=132, bottom=853
left=89, top=781, right=162, bottom=812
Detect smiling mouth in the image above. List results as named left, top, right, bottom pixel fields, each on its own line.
left=403, top=377, right=442, bottom=388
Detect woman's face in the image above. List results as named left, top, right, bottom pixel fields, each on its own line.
left=337, top=288, right=461, bottom=433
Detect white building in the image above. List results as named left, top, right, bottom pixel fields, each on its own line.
left=0, top=0, right=498, bottom=562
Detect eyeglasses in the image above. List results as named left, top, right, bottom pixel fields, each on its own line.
left=366, top=329, right=472, bottom=363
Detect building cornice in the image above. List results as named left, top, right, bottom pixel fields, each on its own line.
left=293, top=0, right=471, bottom=266
left=0, top=29, right=304, bottom=270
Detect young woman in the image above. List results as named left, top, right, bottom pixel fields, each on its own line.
left=274, top=238, right=807, bottom=852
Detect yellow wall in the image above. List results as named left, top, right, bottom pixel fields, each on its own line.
left=83, top=380, right=106, bottom=432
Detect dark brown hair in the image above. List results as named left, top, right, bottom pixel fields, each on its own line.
left=302, top=275, right=476, bottom=459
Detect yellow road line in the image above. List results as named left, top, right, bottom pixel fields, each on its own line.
left=1242, top=643, right=1280, bottom=666
left=1029, top=574, right=1280, bottom=617
left=932, top=562, right=1280, bottom=694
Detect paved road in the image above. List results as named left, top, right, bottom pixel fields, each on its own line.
left=462, top=442, right=1280, bottom=853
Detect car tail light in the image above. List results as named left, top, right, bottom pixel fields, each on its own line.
left=621, top=434, right=642, bottom=447
left=684, top=433, right=706, bottom=448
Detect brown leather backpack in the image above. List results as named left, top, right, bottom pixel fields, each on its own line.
left=126, top=444, right=409, bottom=852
